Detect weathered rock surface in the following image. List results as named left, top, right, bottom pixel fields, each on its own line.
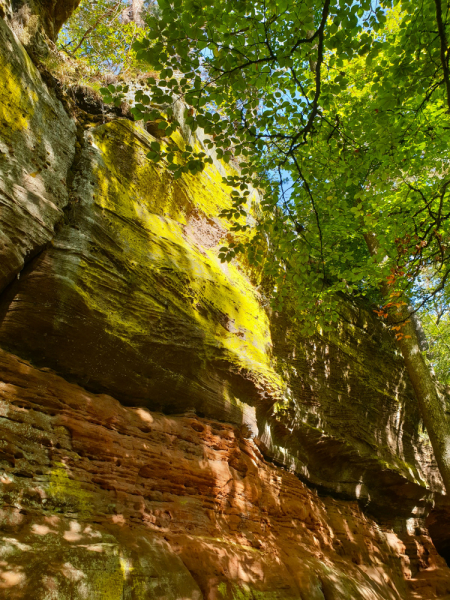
left=0, top=16, right=76, bottom=292
left=1, top=6, right=450, bottom=598
left=0, top=100, right=441, bottom=516
left=6, top=0, right=81, bottom=47
left=1, top=348, right=450, bottom=600
left=0, top=115, right=272, bottom=425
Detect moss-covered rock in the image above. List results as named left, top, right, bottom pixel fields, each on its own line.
left=3, top=5, right=450, bottom=600
left=0, top=13, right=444, bottom=519
left=0, top=17, right=76, bottom=292
left=0, top=111, right=438, bottom=516
left=0, top=117, right=281, bottom=430
left=0, top=515, right=202, bottom=599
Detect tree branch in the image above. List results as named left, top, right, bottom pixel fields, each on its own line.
left=66, top=1, right=122, bottom=56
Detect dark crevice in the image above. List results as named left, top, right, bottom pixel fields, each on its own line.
left=0, top=239, right=52, bottom=303
left=439, top=546, right=450, bottom=567
left=427, top=504, right=450, bottom=566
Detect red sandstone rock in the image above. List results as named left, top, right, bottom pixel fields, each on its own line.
left=1, top=348, right=449, bottom=599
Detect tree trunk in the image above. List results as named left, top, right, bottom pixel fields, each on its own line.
left=364, top=232, right=450, bottom=494
left=395, top=308, right=450, bottom=491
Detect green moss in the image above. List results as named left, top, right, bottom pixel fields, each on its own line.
left=48, top=462, right=92, bottom=516
left=91, top=564, right=125, bottom=600
left=73, top=120, right=285, bottom=403
left=218, top=582, right=287, bottom=600
left=0, top=54, right=37, bottom=135
left=377, top=456, right=427, bottom=487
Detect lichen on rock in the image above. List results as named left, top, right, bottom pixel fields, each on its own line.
left=0, top=17, right=76, bottom=293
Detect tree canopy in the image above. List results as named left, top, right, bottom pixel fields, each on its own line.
left=57, top=0, right=159, bottom=73
left=120, top=0, right=450, bottom=340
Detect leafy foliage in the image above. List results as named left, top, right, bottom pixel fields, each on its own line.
left=113, top=1, right=449, bottom=339
left=57, top=0, right=159, bottom=74
left=418, top=272, right=450, bottom=385
left=95, top=0, right=450, bottom=381
left=422, top=312, right=450, bottom=386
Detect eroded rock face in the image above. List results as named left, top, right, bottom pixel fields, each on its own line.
left=1, top=349, right=450, bottom=600
left=9, top=0, right=81, bottom=43
left=0, top=117, right=271, bottom=425
left=1, top=8, right=450, bottom=599
left=0, top=108, right=441, bottom=517
left=0, top=17, right=76, bottom=292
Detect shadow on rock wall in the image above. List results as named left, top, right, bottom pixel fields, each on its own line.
left=0, top=117, right=273, bottom=429
left=0, top=17, right=76, bottom=292
left=1, top=349, right=449, bottom=599
left=0, top=111, right=442, bottom=518
left=263, top=307, right=440, bottom=518
left=0, top=101, right=443, bottom=523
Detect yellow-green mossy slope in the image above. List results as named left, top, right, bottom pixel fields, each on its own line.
left=0, top=116, right=282, bottom=431
left=0, top=16, right=76, bottom=292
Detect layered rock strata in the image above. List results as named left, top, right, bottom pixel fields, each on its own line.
left=0, top=36, right=440, bottom=515
left=1, top=4, right=450, bottom=598
left=0, top=16, right=76, bottom=292
left=1, top=349, right=450, bottom=600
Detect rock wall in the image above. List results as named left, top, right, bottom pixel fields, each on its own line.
left=4, top=0, right=81, bottom=48
left=2, top=349, right=450, bottom=600
left=0, top=15, right=76, bottom=291
left=1, top=6, right=450, bottom=599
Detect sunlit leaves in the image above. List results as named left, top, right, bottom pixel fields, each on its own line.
left=58, top=0, right=152, bottom=73
left=97, top=0, right=450, bottom=338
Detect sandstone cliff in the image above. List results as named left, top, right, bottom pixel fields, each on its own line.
left=1, top=3, right=450, bottom=599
